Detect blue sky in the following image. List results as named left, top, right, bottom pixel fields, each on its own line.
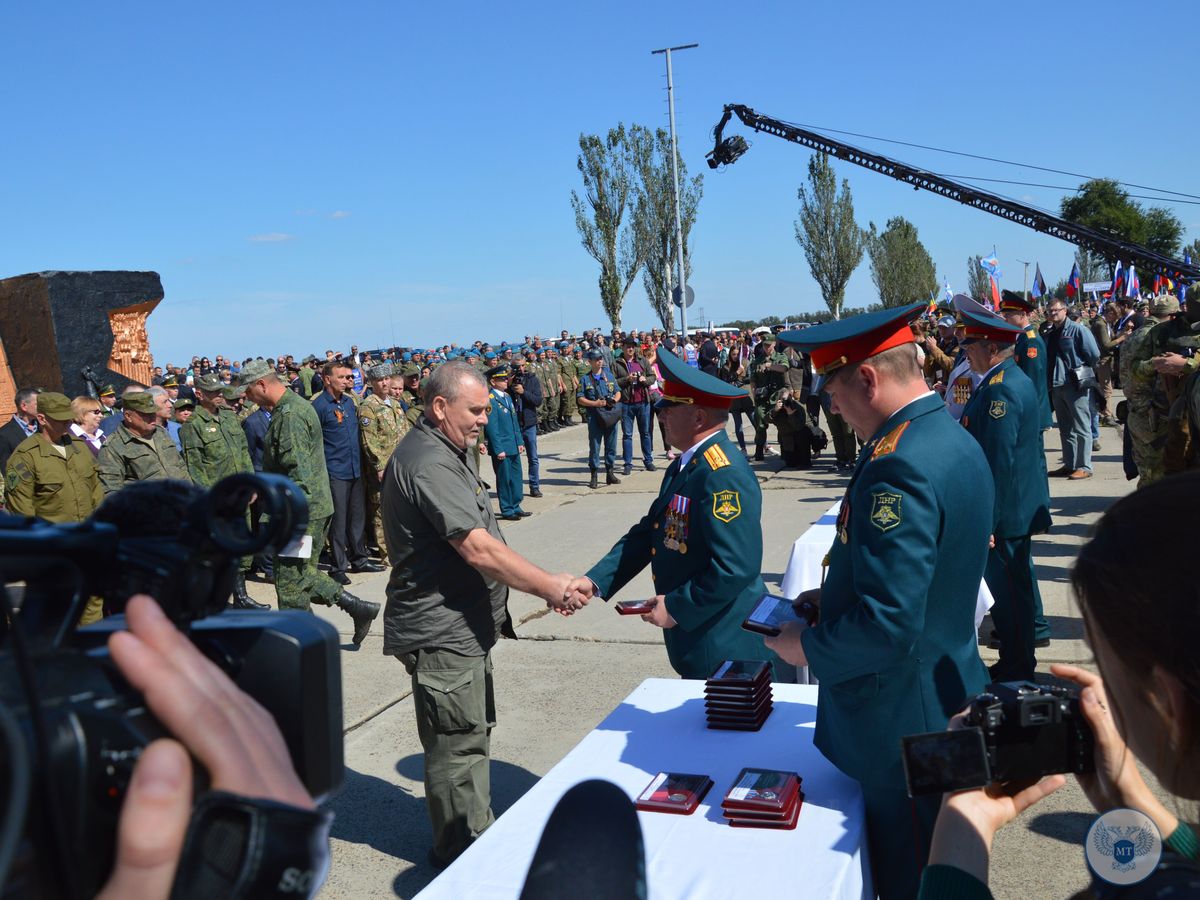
left=4, top=0, right=1197, bottom=365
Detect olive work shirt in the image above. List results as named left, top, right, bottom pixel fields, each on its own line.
left=381, top=415, right=515, bottom=658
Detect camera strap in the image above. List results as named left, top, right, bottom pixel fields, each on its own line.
left=170, top=790, right=332, bottom=900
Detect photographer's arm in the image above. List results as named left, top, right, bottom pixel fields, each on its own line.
left=98, top=595, right=315, bottom=900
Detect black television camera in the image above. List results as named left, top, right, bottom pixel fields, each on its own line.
left=901, top=681, right=1095, bottom=797
left=0, top=474, right=343, bottom=899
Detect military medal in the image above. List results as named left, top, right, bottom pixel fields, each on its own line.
left=836, top=499, right=850, bottom=544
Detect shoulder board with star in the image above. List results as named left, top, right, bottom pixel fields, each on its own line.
left=1026, top=329, right=1037, bottom=338
left=989, top=369, right=1005, bottom=385
left=703, top=444, right=731, bottom=470
left=871, top=421, right=910, bottom=460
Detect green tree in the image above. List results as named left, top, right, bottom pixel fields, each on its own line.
left=866, top=217, right=936, bottom=308
left=967, top=256, right=991, bottom=303
left=634, top=127, right=703, bottom=332
left=794, top=153, right=866, bottom=320
left=1060, top=178, right=1183, bottom=260
left=570, top=124, right=650, bottom=329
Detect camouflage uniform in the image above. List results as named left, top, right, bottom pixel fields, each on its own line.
left=360, top=369, right=410, bottom=558
left=558, top=346, right=580, bottom=422
left=262, top=387, right=340, bottom=611
left=749, top=343, right=790, bottom=460
left=543, top=350, right=562, bottom=428
left=1123, top=314, right=1168, bottom=487
left=1133, top=310, right=1200, bottom=482
left=573, top=354, right=590, bottom=422
left=97, top=392, right=191, bottom=495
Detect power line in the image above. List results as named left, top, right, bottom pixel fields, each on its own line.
left=780, top=118, right=1200, bottom=202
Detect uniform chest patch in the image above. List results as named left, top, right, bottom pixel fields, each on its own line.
left=869, top=491, right=902, bottom=532
left=989, top=400, right=1007, bottom=419
left=1026, top=347, right=1038, bottom=359
left=712, top=490, right=741, bottom=522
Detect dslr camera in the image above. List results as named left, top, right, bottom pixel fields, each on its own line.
left=901, top=681, right=1094, bottom=796
left=0, top=474, right=343, bottom=899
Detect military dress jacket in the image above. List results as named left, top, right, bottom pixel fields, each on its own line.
left=6, top=434, right=103, bottom=522
left=97, top=425, right=192, bottom=496
left=800, top=393, right=992, bottom=790
left=179, top=405, right=254, bottom=487
left=1014, top=328, right=1052, bottom=430
left=960, top=359, right=1052, bottom=540
left=483, top=389, right=521, bottom=457
left=585, top=430, right=772, bottom=678
left=263, top=389, right=334, bottom=521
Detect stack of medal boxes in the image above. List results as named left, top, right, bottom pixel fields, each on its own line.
left=720, top=767, right=804, bottom=829
left=704, top=660, right=773, bottom=731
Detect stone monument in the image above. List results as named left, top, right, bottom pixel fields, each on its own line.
left=0, top=271, right=163, bottom=416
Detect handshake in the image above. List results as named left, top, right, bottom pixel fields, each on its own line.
left=542, top=575, right=597, bottom=617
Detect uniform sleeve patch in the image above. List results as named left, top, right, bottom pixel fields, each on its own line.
left=989, top=400, right=1007, bottom=419
left=1026, top=347, right=1038, bottom=359
left=869, top=491, right=902, bottom=531
left=712, top=489, right=741, bottom=522
left=361, top=417, right=372, bottom=426
left=703, top=444, right=731, bottom=470
left=989, top=369, right=1005, bottom=385
left=871, top=421, right=909, bottom=459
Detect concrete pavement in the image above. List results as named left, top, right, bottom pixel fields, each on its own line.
left=243, top=414, right=1141, bottom=899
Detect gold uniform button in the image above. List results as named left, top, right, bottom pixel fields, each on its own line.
left=650, top=548, right=656, bottom=556
left=653, top=523, right=659, bottom=529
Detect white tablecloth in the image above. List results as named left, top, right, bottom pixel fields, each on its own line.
left=780, top=501, right=994, bottom=628
left=416, top=679, right=872, bottom=900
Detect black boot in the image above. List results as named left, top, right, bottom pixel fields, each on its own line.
left=606, top=467, right=621, bottom=485
left=230, top=573, right=270, bottom=610
left=337, top=589, right=380, bottom=647
left=754, top=442, right=765, bottom=461
left=589, top=470, right=599, bottom=489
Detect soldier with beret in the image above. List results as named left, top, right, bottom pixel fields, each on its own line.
left=97, top=391, right=191, bottom=495
left=766, top=304, right=993, bottom=899
left=578, top=346, right=777, bottom=678
left=957, top=307, right=1052, bottom=681
left=180, top=373, right=267, bottom=610
left=482, top=364, right=528, bottom=521
left=235, top=360, right=380, bottom=644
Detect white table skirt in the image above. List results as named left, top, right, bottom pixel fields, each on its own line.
left=416, top=679, right=872, bottom=900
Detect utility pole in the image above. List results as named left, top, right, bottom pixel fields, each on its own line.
left=651, top=42, right=697, bottom=340
left=1017, top=259, right=1031, bottom=301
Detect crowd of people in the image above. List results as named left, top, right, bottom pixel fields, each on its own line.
left=3, top=287, right=1199, bottom=898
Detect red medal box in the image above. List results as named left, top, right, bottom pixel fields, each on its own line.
left=635, top=772, right=714, bottom=815
left=720, top=768, right=801, bottom=814
left=726, top=792, right=804, bottom=829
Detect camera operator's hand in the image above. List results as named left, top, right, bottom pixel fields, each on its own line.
left=925, top=710, right=1067, bottom=884
left=1049, top=663, right=1179, bottom=840
left=99, top=595, right=314, bottom=900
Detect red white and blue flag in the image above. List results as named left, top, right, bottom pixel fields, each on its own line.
left=1111, top=261, right=1125, bottom=298
left=1066, top=262, right=1081, bottom=298
left=1126, top=266, right=1140, bottom=298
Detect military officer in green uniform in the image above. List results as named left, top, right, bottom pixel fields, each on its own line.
left=360, top=364, right=410, bottom=558
left=749, top=334, right=790, bottom=460
left=399, top=364, right=424, bottom=427
left=958, top=307, right=1052, bottom=681
left=996, top=291, right=1053, bottom=646
left=999, top=291, right=1052, bottom=431
left=482, top=364, right=527, bottom=521
left=6, top=391, right=106, bottom=624
left=180, top=373, right=268, bottom=610
left=97, top=392, right=192, bottom=495
left=581, top=346, right=776, bottom=678
left=236, top=360, right=380, bottom=643
left=768, top=304, right=993, bottom=900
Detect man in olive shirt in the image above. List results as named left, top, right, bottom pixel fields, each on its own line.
left=382, top=361, right=588, bottom=867
left=97, top=392, right=191, bottom=495
left=180, top=373, right=268, bottom=610
left=7, top=391, right=106, bottom=623
left=236, top=360, right=379, bottom=644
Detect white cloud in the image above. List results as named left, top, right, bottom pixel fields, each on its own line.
left=247, top=232, right=295, bottom=243
left=330, top=210, right=351, bottom=219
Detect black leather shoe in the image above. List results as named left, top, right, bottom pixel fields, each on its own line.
left=500, top=514, right=523, bottom=521
left=350, top=561, right=386, bottom=574
left=331, top=570, right=351, bottom=585
left=606, top=470, right=621, bottom=485
left=529, top=489, right=543, bottom=498
left=589, top=472, right=599, bottom=489
left=336, top=589, right=380, bottom=647
left=645, top=463, right=657, bottom=472
left=517, top=510, right=532, bottom=518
